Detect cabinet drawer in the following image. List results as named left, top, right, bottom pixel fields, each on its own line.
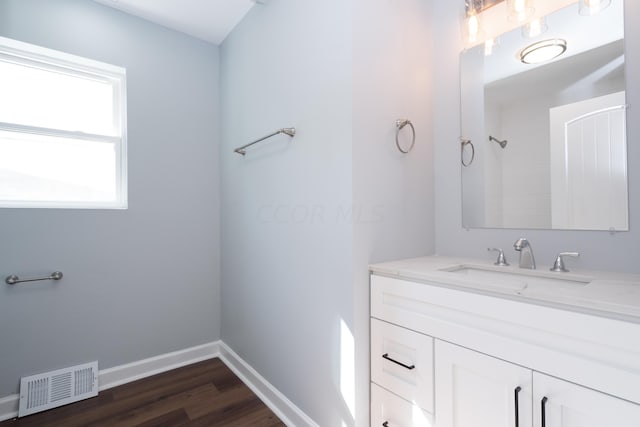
left=371, top=318, right=434, bottom=413
left=371, top=382, right=433, bottom=427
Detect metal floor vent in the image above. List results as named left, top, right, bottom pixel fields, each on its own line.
left=18, top=361, right=98, bottom=417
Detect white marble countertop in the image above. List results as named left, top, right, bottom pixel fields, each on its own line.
left=370, top=255, right=640, bottom=322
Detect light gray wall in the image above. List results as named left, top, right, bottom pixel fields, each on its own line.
left=352, top=0, right=435, bottom=424
left=0, top=0, right=221, bottom=397
left=434, top=0, right=640, bottom=273
left=220, top=1, right=435, bottom=425
left=220, top=1, right=354, bottom=425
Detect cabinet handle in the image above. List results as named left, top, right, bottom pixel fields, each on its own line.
left=382, top=353, right=415, bottom=370
left=382, top=422, right=389, bottom=427
left=514, top=386, right=522, bottom=427
left=541, top=396, right=548, bottom=427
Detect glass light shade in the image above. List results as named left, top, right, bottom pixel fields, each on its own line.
left=520, top=39, right=567, bottom=64
left=462, top=11, right=485, bottom=45
left=507, top=0, right=535, bottom=22
left=579, top=0, right=612, bottom=16
left=462, top=0, right=485, bottom=45
left=522, top=17, right=548, bottom=38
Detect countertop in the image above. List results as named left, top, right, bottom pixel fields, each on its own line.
left=370, top=255, right=640, bottom=323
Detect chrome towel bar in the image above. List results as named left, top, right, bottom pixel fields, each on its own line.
left=234, top=127, right=296, bottom=156
left=5, top=271, right=63, bottom=285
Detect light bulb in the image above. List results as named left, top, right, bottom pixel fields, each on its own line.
left=468, top=14, right=479, bottom=43
left=507, top=0, right=534, bottom=22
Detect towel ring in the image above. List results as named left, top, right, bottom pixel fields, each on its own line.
left=395, top=119, right=415, bottom=154
left=461, top=138, right=475, bottom=167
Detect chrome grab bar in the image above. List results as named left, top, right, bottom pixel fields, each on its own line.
left=234, top=127, right=296, bottom=156
left=5, top=271, right=63, bottom=285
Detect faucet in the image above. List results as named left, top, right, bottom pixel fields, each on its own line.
left=513, top=238, right=536, bottom=269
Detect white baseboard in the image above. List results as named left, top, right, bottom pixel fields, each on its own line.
left=0, top=341, right=316, bottom=426
left=218, top=342, right=319, bottom=427
left=0, top=395, right=18, bottom=423
left=99, top=341, right=220, bottom=390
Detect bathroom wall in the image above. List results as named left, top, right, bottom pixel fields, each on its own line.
left=434, top=0, right=640, bottom=273
left=219, top=1, right=354, bottom=425
left=220, top=0, right=435, bottom=425
left=352, top=0, right=435, bottom=424
left=0, top=0, right=221, bottom=397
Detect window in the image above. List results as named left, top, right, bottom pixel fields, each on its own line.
left=0, top=37, right=127, bottom=209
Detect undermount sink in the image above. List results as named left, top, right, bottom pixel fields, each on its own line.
left=440, top=265, right=592, bottom=294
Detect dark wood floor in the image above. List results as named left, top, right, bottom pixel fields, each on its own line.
left=0, top=358, right=285, bottom=427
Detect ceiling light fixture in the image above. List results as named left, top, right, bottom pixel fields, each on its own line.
left=579, top=0, right=611, bottom=16
left=519, top=38, right=567, bottom=64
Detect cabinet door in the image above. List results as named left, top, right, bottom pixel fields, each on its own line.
left=371, top=318, right=434, bottom=413
left=533, top=372, right=640, bottom=427
left=435, top=340, right=532, bottom=427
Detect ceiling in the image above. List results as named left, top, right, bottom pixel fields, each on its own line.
left=92, top=0, right=260, bottom=45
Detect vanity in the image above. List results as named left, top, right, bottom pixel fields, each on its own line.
left=369, top=256, right=640, bottom=427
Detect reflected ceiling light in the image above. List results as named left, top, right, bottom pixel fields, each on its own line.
left=507, top=0, right=535, bottom=22
left=579, top=0, right=611, bottom=16
left=467, top=13, right=481, bottom=43
left=519, top=39, right=567, bottom=64
left=522, top=16, right=548, bottom=38
left=463, top=0, right=484, bottom=44
left=485, top=38, right=497, bottom=56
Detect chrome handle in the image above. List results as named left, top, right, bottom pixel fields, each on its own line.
left=550, top=252, right=580, bottom=272
left=382, top=353, right=415, bottom=370
left=514, top=386, right=522, bottom=427
left=541, top=396, right=548, bottom=427
left=488, top=247, right=509, bottom=266
left=5, top=271, right=63, bottom=285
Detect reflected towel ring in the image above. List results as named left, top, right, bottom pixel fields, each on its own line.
left=461, top=138, right=475, bottom=167
left=396, top=119, right=415, bottom=153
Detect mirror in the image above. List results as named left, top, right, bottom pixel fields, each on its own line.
left=460, top=0, right=627, bottom=231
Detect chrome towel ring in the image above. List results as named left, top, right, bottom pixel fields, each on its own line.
left=395, top=119, right=415, bottom=153
left=461, top=138, right=475, bottom=167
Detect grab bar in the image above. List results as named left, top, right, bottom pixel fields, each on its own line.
left=234, top=127, right=296, bottom=156
left=5, top=271, right=63, bottom=285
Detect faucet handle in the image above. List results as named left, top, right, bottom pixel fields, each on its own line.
left=550, top=252, right=580, bottom=272
left=488, top=248, right=509, bottom=266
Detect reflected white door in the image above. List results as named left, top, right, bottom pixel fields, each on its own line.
left=549, top=91, right=628, bottom=230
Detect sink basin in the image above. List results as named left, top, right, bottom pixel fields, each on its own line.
left=440, top=265, right=592, bottom=294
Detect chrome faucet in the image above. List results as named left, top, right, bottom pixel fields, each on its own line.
left=513, top=238, right=536, bottom=269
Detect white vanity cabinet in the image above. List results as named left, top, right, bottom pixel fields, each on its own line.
left=370, top=265, right=640, bottom=427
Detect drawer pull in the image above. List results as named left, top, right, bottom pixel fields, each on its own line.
left=382, top=422, right=389, bottom=427
left=382, top=353, right=415, bottom=370
left=514, top=386, right=522, bottom=427
left=541, top=396, right=548, bottom=427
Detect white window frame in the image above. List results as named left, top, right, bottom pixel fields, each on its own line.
left=0, top=36, right=127, bottom=209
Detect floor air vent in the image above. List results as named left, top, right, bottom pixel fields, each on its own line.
left=18, top=361, right=98, bottom=417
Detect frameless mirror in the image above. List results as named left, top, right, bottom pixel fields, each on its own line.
left=460, top=0, right=627, bottom=230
